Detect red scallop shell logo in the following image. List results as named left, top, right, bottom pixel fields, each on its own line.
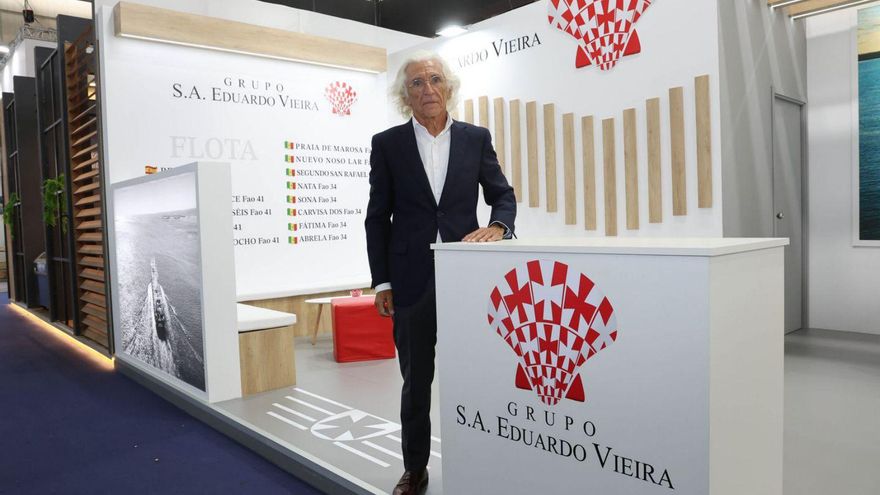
left=548, top=0, right=655, bottom=70
left=488, top=260, right=618, bottom=406
left=325, top=81, right=358, bottom=116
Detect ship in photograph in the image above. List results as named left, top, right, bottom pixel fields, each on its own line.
left=150, top=258, right=169, bottom=341
left=116, top=207, right=206, bottom=391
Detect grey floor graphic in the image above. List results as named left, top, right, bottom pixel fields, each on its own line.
left=215, top=328, right=880, bottom=495
left=217, top=336, right=443, bottom=495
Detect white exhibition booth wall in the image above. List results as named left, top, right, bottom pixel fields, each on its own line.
left=806, top=4, right=880, bottom=336
left=95, top=0, right=424, bottom=302
left=94, top=0, right=423, bottom=399
left=389, top=0, right=724, bottom=239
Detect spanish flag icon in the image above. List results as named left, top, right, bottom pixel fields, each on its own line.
left=288, top=223, right=298, bottom=231
left=284, top=155, right=295, bottom=163
left=289, top=236, right=299, bottom=245
left=287, top=208, right=297, bottom=216
left=286, top=196, right=296, bottom=203
left=284, top=141, right=295, bottom=149
left=285, top=168, right=296, bottom=176
left=145, top=165, right=158, bottom=174
left=286, top=182, right=296, bottom=189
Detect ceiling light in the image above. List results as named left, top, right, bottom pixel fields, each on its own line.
left=437, top=25, right=467, bottom=37
left=0, top=46, right=9, bottom=55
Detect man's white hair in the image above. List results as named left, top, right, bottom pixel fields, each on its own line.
left=391, top=50, right=461, bottom=118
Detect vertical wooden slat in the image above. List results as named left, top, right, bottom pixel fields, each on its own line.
left=510, top=99, right=523, bottom=202
left=543, top=103, right=557, bottom=213
left=695, top=74, right=713, bottom=208
left=494, top=97, right=506, bottom=176
left=582, top=116, right=597, bottom=230
left=562, top=113, right=576, bottom=225
left=646, top=97, right=663, bottom=223
left=65, top=28, right=109, bottom=349
left=623, top=108, right=639, bottom=230
left=526, top=101, right=539, bottom=208
left=464, top=99, right=474, bottom=124
left=602, top=118, right=618, bottom=236
left=478, top=96, right=489, bottom=128
left=669, top=86, right=687, bottom=216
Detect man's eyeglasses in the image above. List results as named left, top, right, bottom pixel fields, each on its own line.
left=406, top=74, right=447, bottom=93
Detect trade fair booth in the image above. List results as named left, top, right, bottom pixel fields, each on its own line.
left=6, top=0, right=880, bottom=494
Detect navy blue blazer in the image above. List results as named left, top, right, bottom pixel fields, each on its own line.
left=365, top=119, right=517, bottom=307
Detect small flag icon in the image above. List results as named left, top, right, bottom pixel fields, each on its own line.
left=289, top=237, right=299, bottom=244
left=287, top=208, right=297, bottom=216
left=286, top=182, right=296, bottom=190
left=284, top=141, right=295, bottom=149
left=145, top=165, right=158, bottom=174
left=288, top=223, right=298, bottom=231
left=284, top=154, right=295, bottom=163
left=286, top=196, right=296, bottom=203
left=285, top=168, right=296, bottom=177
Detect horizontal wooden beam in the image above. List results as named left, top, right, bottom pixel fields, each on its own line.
left=768, top=0, right=873, bottom=17
left=788, top=0, right=868, bottom=16
left=114, top=1, right=387, bottom=73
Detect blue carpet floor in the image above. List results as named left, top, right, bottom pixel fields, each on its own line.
left=0, top=292, right=322, bottom=495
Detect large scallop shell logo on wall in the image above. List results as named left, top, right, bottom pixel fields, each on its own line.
left=325, top=81, right=358, bottom=116
left=488, top=260, right=618, bottom=406
left=547, top=0, right=655, bottom=71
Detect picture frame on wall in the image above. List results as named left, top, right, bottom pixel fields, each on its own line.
left=109, top=166, right=209, bottom=395
left=854, top=5, right=880, bottom=246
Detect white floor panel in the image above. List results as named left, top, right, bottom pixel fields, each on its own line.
left=216, top=336, right=443, bottom=495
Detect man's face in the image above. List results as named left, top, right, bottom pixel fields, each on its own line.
left=403, top=59, right=450, bottom=122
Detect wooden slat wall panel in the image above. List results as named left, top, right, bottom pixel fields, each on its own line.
left=494, top=97, right=506, bottom=176
left=464, top=99, right=474, bottom=124
left=543, top=103, right=558, bottom=213
left=582, top=116, right=597, bottom=230
left=646, top=97, right=663, bottom=223
left=526, top=101, right=539, bottom=207
left=510, top=99, right=523, bottom=202
left=623, top=108, right=639, bottom=230
left=602, top=118, right=618, bottom=236
left=669, top=86, right=687, bottom=216
left=562, top=113, right=576, bottom=225
left=695, top=74, right=713, bottom=208
left=65, top=30, right=109, bottom=349
left=478, top=96, right=489, bottom=128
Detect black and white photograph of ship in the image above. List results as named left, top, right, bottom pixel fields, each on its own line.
left=113, top=173, right=206, bottom=391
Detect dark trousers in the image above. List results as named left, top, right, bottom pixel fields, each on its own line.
left=392, top=280, right=437, bottom=471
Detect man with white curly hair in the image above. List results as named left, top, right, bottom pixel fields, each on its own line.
left=365, top=51, right=516, bottom=494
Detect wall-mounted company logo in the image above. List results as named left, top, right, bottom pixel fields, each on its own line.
left=488, top=260, right=618, bottom=406
left=324, top=81, right=358, bottom=116
left=548, top=0, right=654, bottom=70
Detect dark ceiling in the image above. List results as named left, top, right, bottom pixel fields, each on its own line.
left=259, top=0, right=537, bottom=38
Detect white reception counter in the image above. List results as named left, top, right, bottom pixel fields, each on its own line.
left=433, top=237, right=787, bottom=495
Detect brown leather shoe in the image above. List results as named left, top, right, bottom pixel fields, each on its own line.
left=392, top=469, right=428, bottom=495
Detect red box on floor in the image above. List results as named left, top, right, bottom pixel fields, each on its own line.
left=331, top=296, right=396, bottom=363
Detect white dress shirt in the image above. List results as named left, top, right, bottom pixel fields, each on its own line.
left=374, top=117, right=453, bottom=294
left=413, top=115, right=453, bottom=206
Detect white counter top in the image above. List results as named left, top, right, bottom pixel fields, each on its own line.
left=236, top=303, right=297, bottom=332
left=432, top=237, right=789, bottom=257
